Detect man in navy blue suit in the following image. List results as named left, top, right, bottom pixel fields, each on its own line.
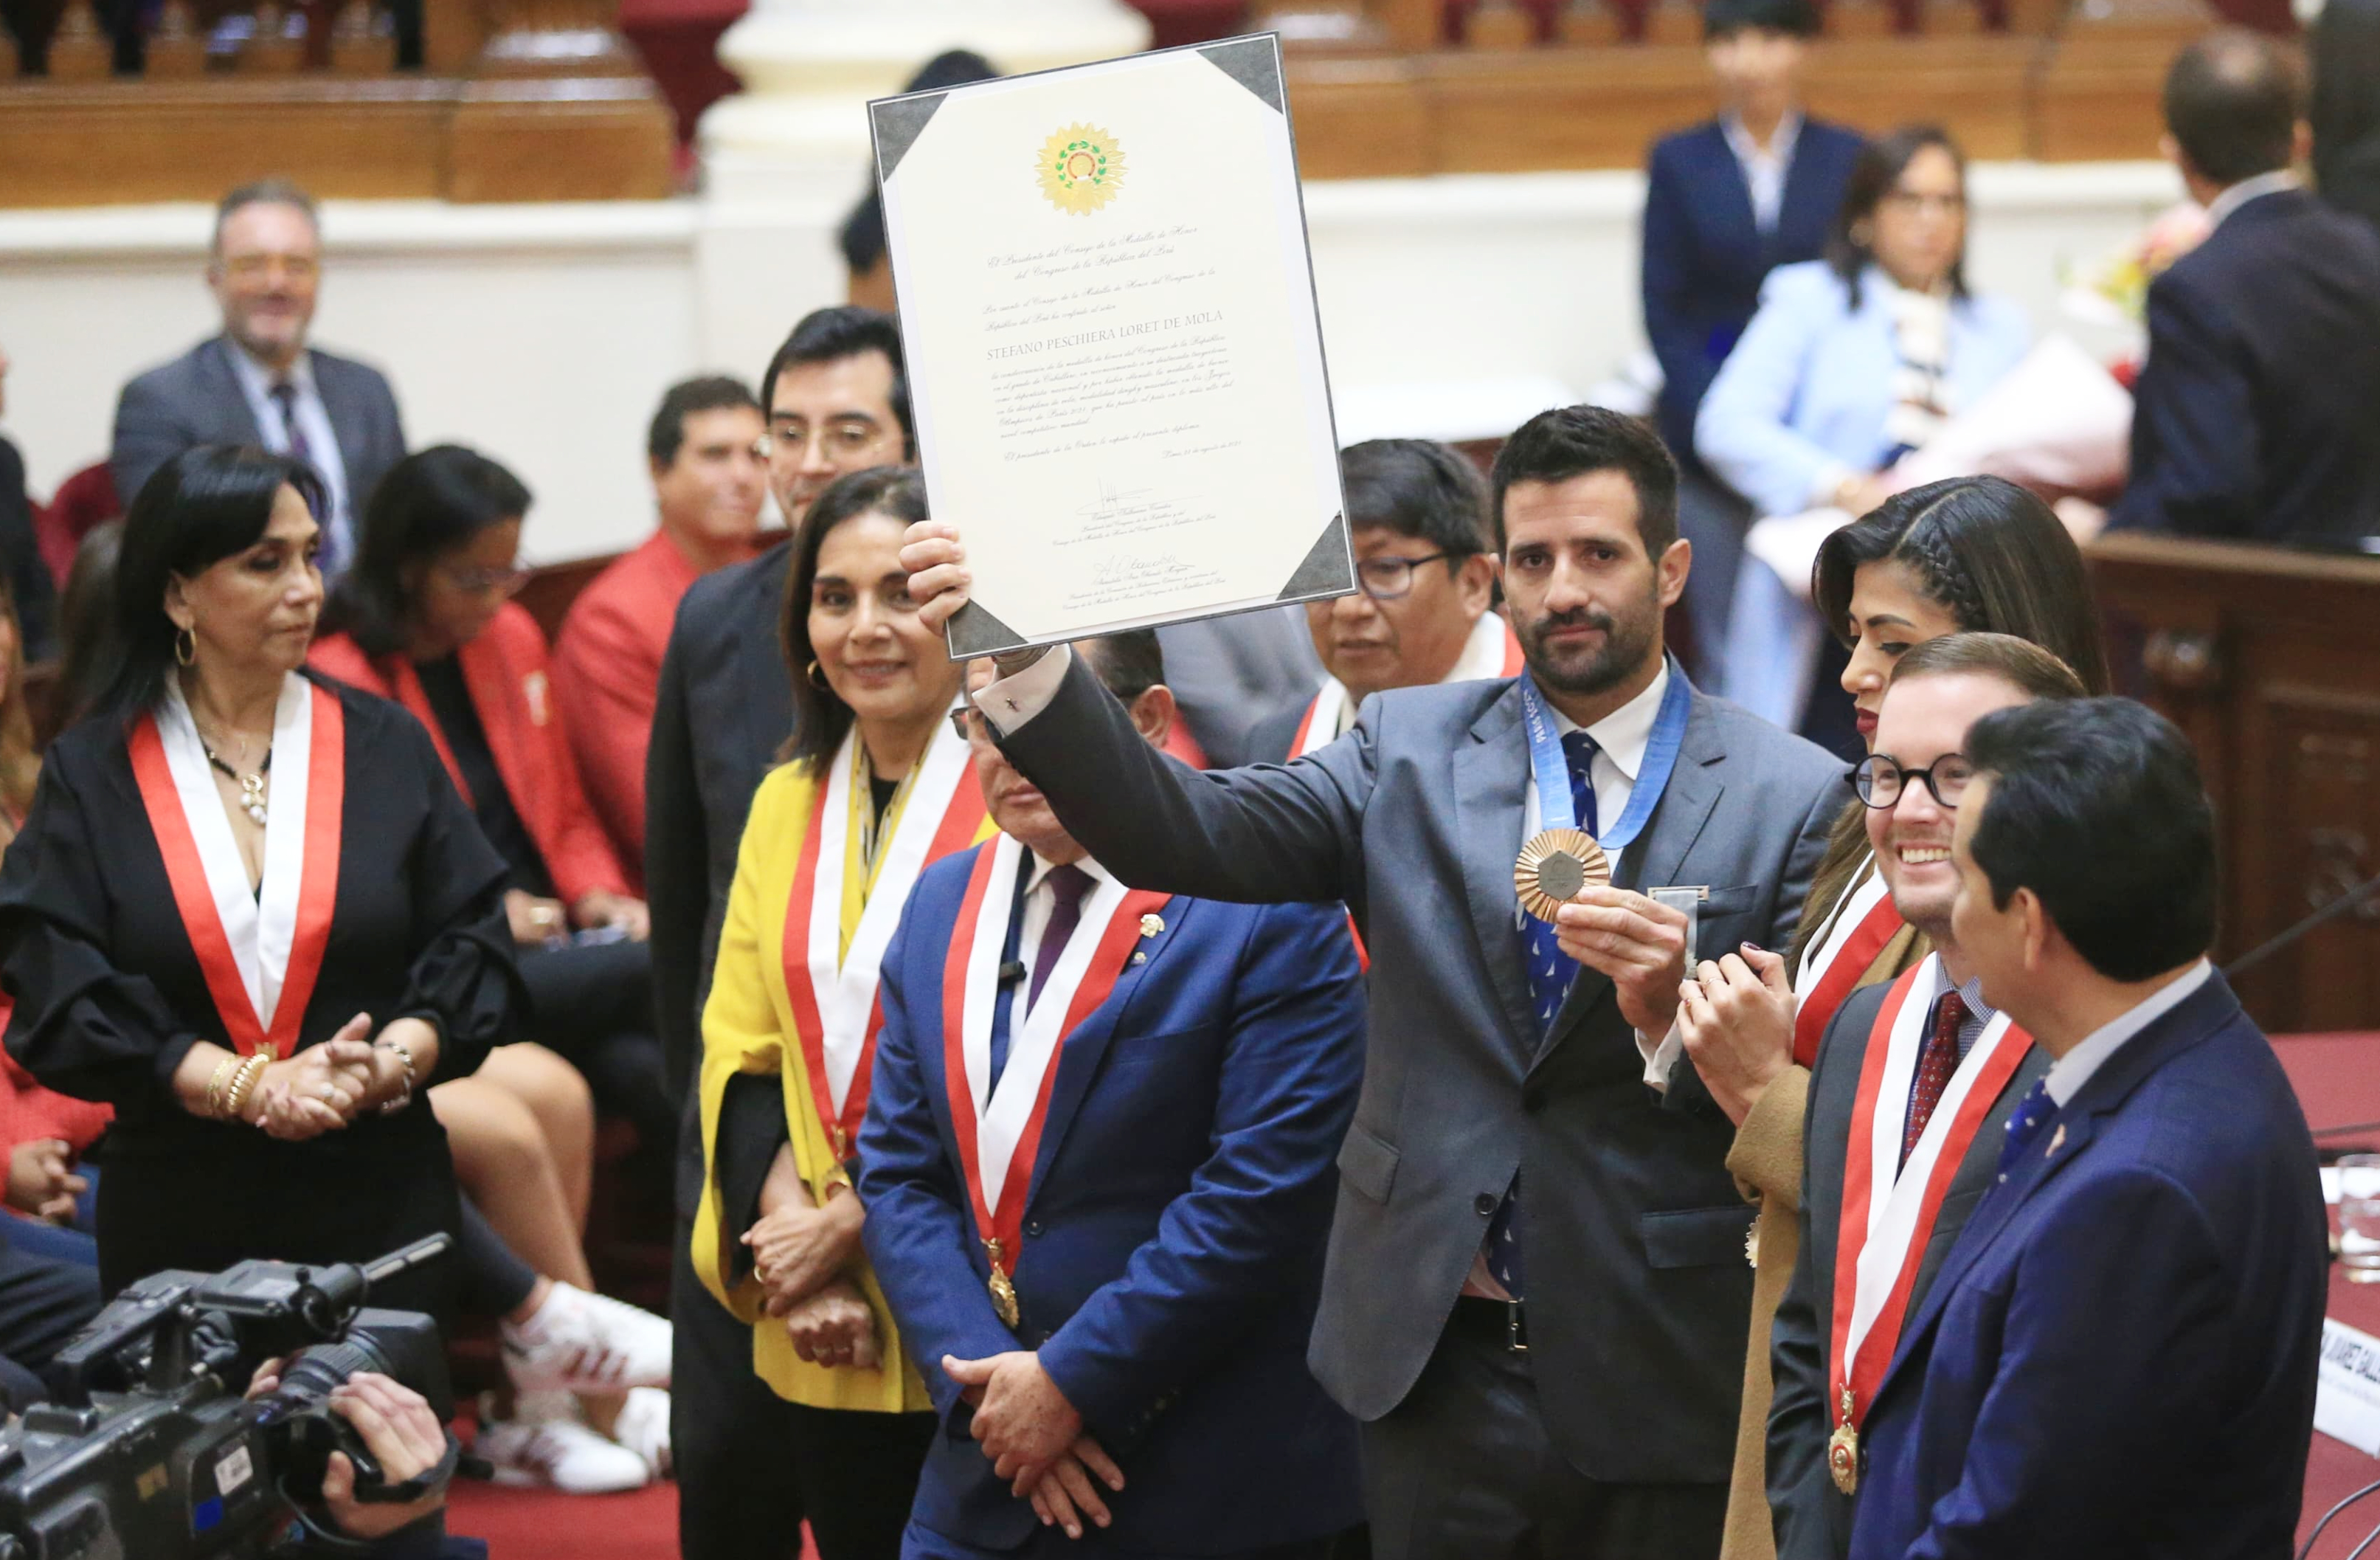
left=1846, top=697, right=2326, bottom=1559
left=859, top=631, right=1366, bottom=1559
left=2106, top=30, right=2380, bottom=544
left=1641, top=0, right=1863, bottom=678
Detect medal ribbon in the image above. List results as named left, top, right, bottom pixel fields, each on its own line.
left=943, top=835, right=1169, bottom=1303
left=129, top=681, right=345, bottom=1059
left=1827, top=956, right=2032, bottom=1433
left=1516, top=658, right=1691, bottom=852
left=781, top=722, right=986, bottom=1158
left=1791, top=861, right=1905, bottom=1067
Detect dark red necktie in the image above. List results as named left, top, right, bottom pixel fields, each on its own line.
left=1903, top=991, right=1965, bottom=1170
left=1027, top=864, right=1094, bottom=1009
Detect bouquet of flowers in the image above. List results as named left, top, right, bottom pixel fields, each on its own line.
left=2060, top=202, right=2211, bottom=329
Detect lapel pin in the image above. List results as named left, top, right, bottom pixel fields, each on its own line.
left=1130, top=950, right=1146, bottom=965
left=2045, top=1124, right=2066, bottom=1158
left=1139, top=913, right=1165, bottom=938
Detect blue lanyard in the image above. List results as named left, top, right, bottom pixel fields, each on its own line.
left=1517, top=660, right=1692, bottom=854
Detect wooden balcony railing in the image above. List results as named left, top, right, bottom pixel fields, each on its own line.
left=0, top=0, right=675, bottom=205
left=1264, top=0, right=2221, bottom=179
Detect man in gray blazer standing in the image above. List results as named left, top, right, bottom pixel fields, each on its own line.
left=903, top=405, right=1843, bottom=1559
left=111, top=179, right=405, bottom=579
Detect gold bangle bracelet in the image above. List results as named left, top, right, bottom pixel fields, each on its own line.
left=205, top=1055, right=240, bottom=1119
left=224, top=1054, right=269, bottom=1123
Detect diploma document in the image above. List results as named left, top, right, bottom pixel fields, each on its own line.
left=870, top=35, right=1354, bottom=657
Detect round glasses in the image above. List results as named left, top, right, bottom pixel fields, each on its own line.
left=1853, top=752, right=1974, bottom=810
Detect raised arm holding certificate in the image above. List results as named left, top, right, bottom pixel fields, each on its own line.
left=869, top=35, right=1354, bottom=656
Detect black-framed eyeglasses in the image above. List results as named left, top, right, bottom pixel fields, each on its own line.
left=948, top=705, right=989, bottom=742
left=1853, top=751, right=1974, bottom=810
left=1354, top=551, right=1455, bottom=601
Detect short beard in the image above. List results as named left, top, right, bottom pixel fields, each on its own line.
left=1519, top=591, right=1661, bottom=700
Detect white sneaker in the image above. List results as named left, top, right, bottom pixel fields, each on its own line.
left=475, top=1397, right=653, bottom=1494
left=501, top=1282, right=671, bottom=1395
left=609, top=1386, right=671, bottom=1481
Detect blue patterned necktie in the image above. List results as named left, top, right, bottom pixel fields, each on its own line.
left=1490, top=728, right=1601, bottom=1298
left=1996, top=1078, right=2056, bottom=1176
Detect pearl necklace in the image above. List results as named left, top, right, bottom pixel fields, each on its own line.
left=201, top=740, right=273, bottom=826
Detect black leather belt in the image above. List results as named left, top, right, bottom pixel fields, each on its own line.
left=1450, top=1294, right=1529, bottom=1353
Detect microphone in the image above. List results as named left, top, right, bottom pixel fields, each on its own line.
left=997, top=959, right=1027, bottom=987
left=2222, top=868, right=2380, bottom=980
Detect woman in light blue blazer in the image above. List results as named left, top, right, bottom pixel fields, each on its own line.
left=1695, top=125, right=2030, bottom=733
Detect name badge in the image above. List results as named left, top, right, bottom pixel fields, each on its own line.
left=1650, top=886, right=1709, bottom=969
left=2317, top=1316, right=2380, bottom=1456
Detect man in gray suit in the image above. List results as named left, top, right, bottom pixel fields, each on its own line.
left=1762, top=634, right=2075, bottom=1560
left=904, top=405, right=1843, bottom=1559
left=110, top=179, right=405, bottom=579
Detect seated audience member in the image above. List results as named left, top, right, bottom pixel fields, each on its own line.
left=1847, top=697, right=2325, bottom=1559
left=555, top=377, right=768, bottom=884
left=0, top=343, right=60, bottom=660
left=1697, top=125, right=2028, bottom=736
left=2101, top=32, right=2380, bottom=543
left=861, top=633, right=1366, bottom=1559
left=110, top=184, right=406, bottom=581
left=313, top=448, right=670, bottom=1159
left=1642, top=0, right=1862, bottom=679
left=2314, top=0, right=2380, bottom=229
left=0, top=1227, right=100, bottom=1415
left=1249, top=438, right=1515, bottom=763
left=695, top=468, right=986, bottom=1559
left=1758, top=632, right=2086, bottom=1560
left=1667, top=477, right=2107, bottom=1560
left=646, top=305, right=910, bottom=1560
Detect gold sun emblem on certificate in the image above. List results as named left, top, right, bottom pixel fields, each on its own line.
left=1038, top=125, right=1125, bottom=215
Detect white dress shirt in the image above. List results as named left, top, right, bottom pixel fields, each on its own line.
left=1723, top=110, right=1803, bottom=235
left=225, top=343, right=353, bottom=564
left=1317, top=610, right=1516, bottom=744
left=2042, top=958, right=2213, bottom=1108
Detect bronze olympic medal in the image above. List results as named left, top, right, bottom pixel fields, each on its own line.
left=1514, top=828, right=1610, bottom=923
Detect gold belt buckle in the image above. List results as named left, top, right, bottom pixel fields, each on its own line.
left=1506, top=1300, right=1529, bottom=1354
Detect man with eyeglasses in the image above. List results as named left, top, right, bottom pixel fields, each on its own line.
left=1754, top=631, right=2079, bottom=1560
left=554, top=375, right=767, bottom=888
left=644, top=306, right=912, bottom=1560
left=1245, top=439, right=1518, bottom=765
left=112, top=179, right=405, bottom=581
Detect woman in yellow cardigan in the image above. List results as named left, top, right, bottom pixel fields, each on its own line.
left=694, top=468, right=992, bottom=1559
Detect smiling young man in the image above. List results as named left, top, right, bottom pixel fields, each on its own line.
left=1762, top=633, right=2081, bottom=1560
left=1247, top=440, right=1517, bottom=764
left=902, top=404, right=1844, bottom=1559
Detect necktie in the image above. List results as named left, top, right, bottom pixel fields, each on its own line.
left=1996, top=1078, right=2057, bottom=1176
left=1495, top=729, right=1602, bottom=1300
left=1028, top=864, right=1094, bottom=1011
left=1901, top=990, right=1965, bottom=1170
left=270, top=382, right=339, bottom=576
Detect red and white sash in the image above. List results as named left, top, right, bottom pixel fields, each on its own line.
left=1828, top=955, right=2032, bottom=1435
left=941, top=835, right=1169, bottom=1303
left=1791, top=857, right=1905, bottom=1067
left=1287, top=610, right=1525, bottom=759
left=781, top=722, right=986, bottom=1158
left=128, top=677, right=345, bottom=1059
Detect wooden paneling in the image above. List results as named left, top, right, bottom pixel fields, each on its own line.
left=2087, top=532, right=2380, bottom=1032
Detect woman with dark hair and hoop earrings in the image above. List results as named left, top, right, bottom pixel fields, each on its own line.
left=0, top=444, right=521, bottom=1325
left=1664, top=474, right=2108, bottom=1560
left=1695, top=124, right=2033, bottom=741
left=696, top=465, right=993, bottom=1557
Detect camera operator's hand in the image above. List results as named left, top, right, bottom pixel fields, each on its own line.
left=6, top=1138, right=86, bottom=1224
left=246, top=1366, right=449, bottom=1542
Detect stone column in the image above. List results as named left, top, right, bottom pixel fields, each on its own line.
left=693, top=0, right=1152, bottom=372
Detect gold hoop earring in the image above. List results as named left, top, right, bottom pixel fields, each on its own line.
left=806, top=659, right=828, bottom=689
left=174, top=627, right=196, bottom=667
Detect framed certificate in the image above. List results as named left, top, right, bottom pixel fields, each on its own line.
left=870, top=35, right=1355, bottom=657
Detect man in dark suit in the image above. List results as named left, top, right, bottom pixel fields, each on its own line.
left=859, top=633, right=1365, bottom=1559
left=1642, top=0, right=1862, bottom=680
left=110, top=181, right=406, bottom=579
left=2106, top=31, right=2380, bottom=544
left=1847, top=697, right=2325, bottom=1559
left=1760, top=634, right=2082, bottom=1560
left=906, top=405, right=1844, bottom=1559
left=644, top=304, right=910, bottom=1560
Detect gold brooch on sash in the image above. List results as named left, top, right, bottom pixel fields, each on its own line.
left=1514, top=829, right=1611, bottom=923
left=1139, top=914, right=1165, bottom=938
left=1827, top=1385, right=1861, bottom=1494
left=983, top=1238, right=1022, bottom=1328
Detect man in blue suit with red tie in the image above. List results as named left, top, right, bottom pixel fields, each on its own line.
left=1640, top=0, right=1862, bottom=680
left=1846, top=697, right=2326, bottom=1559
left=859, top=631, right=1366, bottom=1559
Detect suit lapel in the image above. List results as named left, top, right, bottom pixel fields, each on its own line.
left=203, top=339, right=266, bottom=444
left=311, top=353, right=366, bottom=496
left=1452, top=685, right=1540, bottom=1062
left=731, top=558, right=792, bottom=790
left=1022, top=903, right=1174, bottom=1209
left=1774, top=130, right=1834, bottom=261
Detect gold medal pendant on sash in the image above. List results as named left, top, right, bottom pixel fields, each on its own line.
left=1828, top=1386, right=1861, bottom=1494
left=984, top=1239, right=1023, bottom=1328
